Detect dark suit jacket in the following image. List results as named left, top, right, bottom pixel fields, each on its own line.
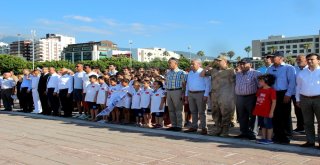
left=38, top=73, right=50, bottom=95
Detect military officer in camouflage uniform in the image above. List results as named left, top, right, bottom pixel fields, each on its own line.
left=201, top=55, right=236, bottom=136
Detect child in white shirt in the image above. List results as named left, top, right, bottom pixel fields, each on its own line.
left=117, top=78, right=131, bottom=124
left=108, top=77, right=121, bottom=123
left=97, top=76, right=109, bottom=123
left=84, top=75, right=100, bottom=121
left=140, top=80, right=153, bottom=128
left=128, top=80, right=142, bottom=126
left=151, top=80, right=166, bottom=128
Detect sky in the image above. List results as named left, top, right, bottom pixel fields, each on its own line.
left=0, top=0, right=320, bottom=58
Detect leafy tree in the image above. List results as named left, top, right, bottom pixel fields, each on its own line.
left=236, top=56, right=241, bottom=61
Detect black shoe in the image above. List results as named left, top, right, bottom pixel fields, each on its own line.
left=300, top=142, right=315, bottom=148
left=173, top=127, right=182, bottom=131
left=293, top=128, right=305, bottom=134
left=166, top=127, right=176, bottom=131
left=278, top=138, right=290, bottom=145
left=247, top=135, right=257, bottom=140
left=234, top=134, right=247, bottom=139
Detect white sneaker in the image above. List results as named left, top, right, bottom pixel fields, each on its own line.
left=73, top=114, right=81, bottom=118
left=78, top=114, right=87, bottom=119
left=97, top=120, right=106, bottom=124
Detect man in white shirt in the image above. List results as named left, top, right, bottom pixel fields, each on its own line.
left=73, top=64, right=85, bottom=117
left=79, top=65, right=98, bottom=119
left=20, top=69, right=33, bottom=113
left=0, top=72, right=16, bottom=111
left=58, top=68, right=74, bottom=117
left=184, top=59, right=210, bottom=135
left=31, top=70, right=42, bottom=113
left=46, top=67, right=60, bottom=116
left=292, top=54, right=308, bottom=133
left=296, top=53, right=320, bottom=149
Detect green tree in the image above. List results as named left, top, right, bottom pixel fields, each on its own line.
left=268, top=46, right=277, bottom=53
left=236, top=56, right=241, bottom=61
left=244, top=46, right=251, bottom=57
left=303, top=43, right=312, bottom=54
left=227, top=51, right=235, bottom=60
left=0, top=55, right=28, bottom=74
left=220, top=52, right=227, bottom=56
left=196, top=50, right=205, bottom=60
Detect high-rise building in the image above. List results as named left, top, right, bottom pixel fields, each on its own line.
left=10, top=40, right=32, bottom=60
left=35, top=34, right=75, bottom=61
left=63, top=40, right=117, bottom=63
left=252, top=31, right=320, bottom=58
left=0, top=42, right=10, bottom=54
left=133, top=47, right=181, bottom=62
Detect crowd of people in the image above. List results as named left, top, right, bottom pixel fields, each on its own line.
left=0, top=52, right=320, bottom=149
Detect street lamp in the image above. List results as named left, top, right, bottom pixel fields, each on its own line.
left=129, top=40, right=133, bottom=68
left=17, top=33, right=21, bottom=57
left=188, top=45, right=191, bottom=63
left=31, top=30, right=36, bottom=70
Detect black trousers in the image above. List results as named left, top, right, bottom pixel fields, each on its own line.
left=20, top=87, right=33, bottom=112
left=291, top=95, right=304, bottom=130
left=236, top=94, right=257, bottom=136
left=1, top=89, right=13, bottom=111
left=39, top=90, right=50, bottom=115
left=47, top=88, right=60, bottom=116
left=59, top=89, right=73, bottom=117
left=273, top=91, right=292, bottom=142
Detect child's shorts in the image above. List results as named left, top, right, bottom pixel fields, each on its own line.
left=258, top=116, right=273, bottom=129
left=87, top=102, right=98, bottom=110
left=132, top=109, right=143, bottom=117
left=141, top=108, right=151, bottom=114
left=153, top=112, right=164, bottom=117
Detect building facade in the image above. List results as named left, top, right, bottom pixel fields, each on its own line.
left=252, top=33, right=320, bottom=57
left=9, top=40, right=32, bottom=60
left=0, top=42, right=10, bottom=54
left=35, top=34, right=75, bottom=61
left=135, top=47, right=180, bottom=62
left=63, top=40, right=117, bottom=63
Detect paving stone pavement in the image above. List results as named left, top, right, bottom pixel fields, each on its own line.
left=0, top=111, right=320, bottom=165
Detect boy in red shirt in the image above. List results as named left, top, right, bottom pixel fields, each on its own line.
left=253, top=74, right=276, bottom=144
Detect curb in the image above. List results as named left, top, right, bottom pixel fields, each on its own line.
left=1, top=111, right=319, bottom=156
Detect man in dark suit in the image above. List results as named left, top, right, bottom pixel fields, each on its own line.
left=38, top=67, right=50, bottom=115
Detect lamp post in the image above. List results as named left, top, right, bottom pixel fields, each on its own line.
left=31, top=30, right=36, bottom=70
left=129, top=40, right=133, bottom=68
left=17, top=33, right=21, bottom=57
left=188, top=45, right=191, bottom=63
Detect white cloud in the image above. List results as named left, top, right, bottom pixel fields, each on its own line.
left=208, top=20, right=222, bottom=25
left=64, top=15, right=94, bottom=22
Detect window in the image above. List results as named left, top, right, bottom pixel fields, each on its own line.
left=293, top=50, right=297, bottom=53
left=83, top=52, right=92, bottom=60
left=279, top=46, right=284, bottom=49
left=293, top=45, right=297, bottom=48
left=316, top=49, right=319, bottom=53
left=286, top=45, right=290, bottom=49
left=299, top=49, right=304, bottom=53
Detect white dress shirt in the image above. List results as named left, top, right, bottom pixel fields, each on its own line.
left=47, top=73, right=60, bottom=93
left=74, top=71, right=85, bottom=89
left=185, top=68, right=211, bottom=97
left=58, top=74, right=73, bottom=94
left=296, top=66, right=320, bottom=101
left=82, top=72, right=99, bottom=93
left=31, top=75, right=40, bottom=90
left=0, top=78, right=16, bottom=89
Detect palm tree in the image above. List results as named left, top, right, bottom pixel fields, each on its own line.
left=196, top=50, right=205, bottom=60
left=244, top=46, right=251, bottom=57
left=268, top=46, right=277, bottom=53
left=227, top=51, right=235, bottom=60
left=303, top=43, right=312, bottom=54
left=236, top=56, right=241, bottom=61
